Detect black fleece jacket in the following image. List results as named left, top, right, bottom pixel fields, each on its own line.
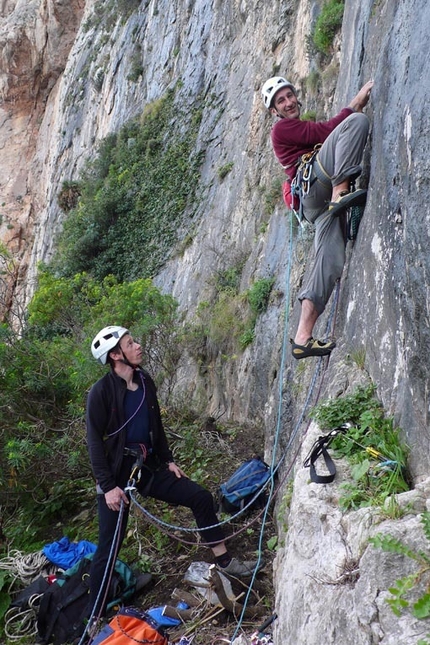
left=86, top=367, right=173, bottom=494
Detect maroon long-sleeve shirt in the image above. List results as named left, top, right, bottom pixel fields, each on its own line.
left=271, top=107, right=354, bottom=182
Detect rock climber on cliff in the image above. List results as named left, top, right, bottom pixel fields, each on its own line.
left=262, top=76, right=374, bottom=359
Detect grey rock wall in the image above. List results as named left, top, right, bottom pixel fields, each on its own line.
left=334, top=0, right=430, bottom=481
left=272, top=421, right=430, bottom=645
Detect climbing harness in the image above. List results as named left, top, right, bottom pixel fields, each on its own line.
left=290, top=144, right=323, bottom=225
left=303, top=425, right=348, bottom=484
left=290, top=146, right=367, bottom=242
left=303, top=422, right=404, bottom=484
left=124, top=446, right=157, bottom=498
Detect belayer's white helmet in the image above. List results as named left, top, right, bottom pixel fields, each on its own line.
left=91, top=325, right=129, bottom=365
left=261, top=76, right=295, bottom=109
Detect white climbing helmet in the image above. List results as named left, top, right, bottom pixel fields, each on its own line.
left=91, top=325, right=129, bottom=365
left=261, top=76, right=296, bottom=109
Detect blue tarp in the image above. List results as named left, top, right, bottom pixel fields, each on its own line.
left=42, top=536, right=97, bottom=569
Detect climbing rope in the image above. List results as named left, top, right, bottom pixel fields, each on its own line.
left=0, top=549, right=56, bottom=587
left=0, top=550, right=58, bottom=641
left=4, top=594, right=42, bottom=640
left=78, top=500, right=126, bottom=645
left=228, top=216, right=341, bottom=643
left=128, top=474, right=273, bottom=540
left=229, top=213, right=297, bottom=643
left=128, top=217, right=340, bottom=550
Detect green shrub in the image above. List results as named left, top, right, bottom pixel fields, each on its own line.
left=187, top=275, right=274, bottom=356
left=217, top=162, right=234, bottom=180
left=214, top=266, right=243, bottom=294
left=311, top=385, right=410, bottom=509
left=58, top=181, right=81, bottom=212
left=301, top=110, right=317, bottom=122
left=370, top=513, right=430, bottom=630
left=306, top=69, right=321, bottom=95
left=313, top=0, right=345, bottom=55
left=247, top=278, right=275, bottom=316
left=0, top=267, right=182, bottom=548
left=262, top=178, right=284, bottom=214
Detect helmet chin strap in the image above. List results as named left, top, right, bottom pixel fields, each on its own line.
left=118, top=349, right=139, bottom=370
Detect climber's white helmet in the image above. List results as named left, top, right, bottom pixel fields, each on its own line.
left=261, top=76, right=296, bottom=109
left=91, top=325, right=129, bottom=365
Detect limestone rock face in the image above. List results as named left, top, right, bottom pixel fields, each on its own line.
left=273, top=423, right=430, bottom=645
left=1, top=0, right=430, bottom=643
left=0, top=0, right=85, bottom=308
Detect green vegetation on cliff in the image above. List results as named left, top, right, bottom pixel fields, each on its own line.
left=55, top=89, right=204, bottom=282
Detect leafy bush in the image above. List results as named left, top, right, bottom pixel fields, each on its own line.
left=301, top=110, right=317, bottom=122
left=217, top=162, right=234, bottom=180
left=0, top=268, right=182, bottom=549
left=57, top=181, right=81, bottom=212
left=262, top=178, right=284, bottom=215
left=313, top=0, right=345, bottom=55
left=311, top=385, right=410, bottom=509
left=186, top=273, right=275, bottom=357
left=247, top=278, right=275, bottom=316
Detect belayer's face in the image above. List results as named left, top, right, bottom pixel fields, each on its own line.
left=119, top=334, right=143, bottom=367
left=271, top=87, right=300, bottom=119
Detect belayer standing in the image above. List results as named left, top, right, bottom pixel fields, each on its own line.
left=86, top=326, right=260, bottom=617
left=262, top=76, right=374, bottom=359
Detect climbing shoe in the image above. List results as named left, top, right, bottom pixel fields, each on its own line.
left=348, top=204, right=366, bottom=240
left=291, top=337, right=336, bottom=359
left=328, top=188, right=367, bottom=217
left=218, top=557, right=263, bottom=579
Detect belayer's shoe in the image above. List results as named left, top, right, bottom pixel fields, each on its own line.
left=218, top=557, right=263, bottom=579
left=291, top=337, right=336, bottom=360
left=328, top=189, right=367, bottom=217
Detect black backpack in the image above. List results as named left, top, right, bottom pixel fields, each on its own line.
left=37, top=555, right=136, bottom=645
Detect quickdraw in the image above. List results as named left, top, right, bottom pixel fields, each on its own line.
left=290, top=144, right=322, bottom=225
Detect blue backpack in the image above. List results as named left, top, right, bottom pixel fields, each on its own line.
left=218, top=457, right=272, bottom=514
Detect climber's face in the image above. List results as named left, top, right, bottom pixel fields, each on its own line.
left=270, top=87, right=300, bottom=120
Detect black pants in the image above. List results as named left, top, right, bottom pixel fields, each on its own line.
left=88, top=459, right=224, bottom=616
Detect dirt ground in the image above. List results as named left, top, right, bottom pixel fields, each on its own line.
left=124, top=421, right=278, bottom=645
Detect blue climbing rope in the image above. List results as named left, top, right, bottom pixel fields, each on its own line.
left=228, top=222, right=341, bottom=643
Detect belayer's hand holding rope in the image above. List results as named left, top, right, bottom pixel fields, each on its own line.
left=104, top=486, right=129, bottom=512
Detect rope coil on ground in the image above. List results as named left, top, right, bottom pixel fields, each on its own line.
left=4, top=593, right=42, bottom=640
left=0, top=549, right=55, bottom=586
left=0, top=551, right=58, bottom=640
